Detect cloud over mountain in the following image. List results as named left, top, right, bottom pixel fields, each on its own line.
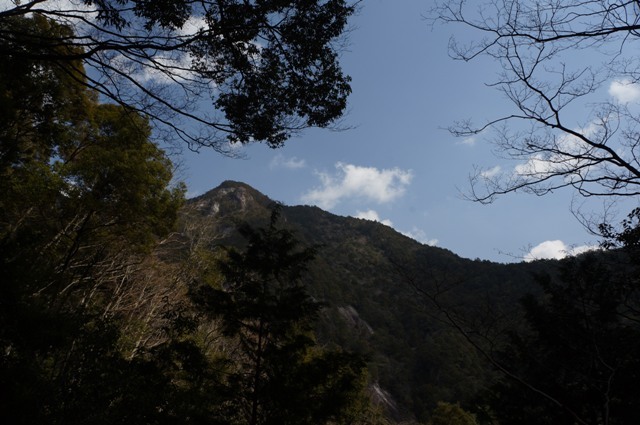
left=354, top=209, right=394, bottom=227
left=524, top=240, right=597, bottom=262
left=301, top=162, right=413, bottom=209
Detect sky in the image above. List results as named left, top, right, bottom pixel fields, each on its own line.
left=176, top=0, right=640, bottom=263
left=7, top=0, right=638, bottom=263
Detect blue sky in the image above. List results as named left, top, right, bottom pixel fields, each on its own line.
left=4, top=0, right=638, bottom=262
left=178, top=0, right=628, bottom=263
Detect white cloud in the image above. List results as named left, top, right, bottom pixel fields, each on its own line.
left=270, top=154, right=306, bottom=170
left=353, top=209, right=393, bottom=227
left=354, top=210, right=438, bottom=246
left=131, top=52, right=204, bottom=85
left=178, top=15, right=207, bottom=37
left=301, top=162, right=413, bottom=209
left=5, top=2, right=211, bottom=87
left=353, top=211, right=437, bottom=246
left=513, top=121, right=602, bottom=178
left=514, top=153, right=554, bottom=176
left=459, top=136, right=477, bottom=146
left=609, top=78, right=640, bottom=104
left=16, top=0, right=99, bottom=22
left=524, top=240, right=598, bottom=262
left=480, top=165, right=501, bottom=179
left=401, top=227, right=438, bottom=246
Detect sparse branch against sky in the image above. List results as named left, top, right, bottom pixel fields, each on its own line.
left=179, top=0, right=639, bottom=262
left=0, top=0, right=356, bottom=151
left=432, top=0, right=640, bottom=208
left=6, top=0, right=638, bottom=262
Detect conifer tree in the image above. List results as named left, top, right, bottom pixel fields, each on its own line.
left=194, top=208, right=369, bottom=425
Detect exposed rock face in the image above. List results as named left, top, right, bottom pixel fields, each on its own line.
left=181, top=181, right=277, bottom=243
left=337, top=305, right=374, bottom=335
left=369, top=382, right=403, bottom=421
left=189, top=180, right=274, bottom=218
left=178, top=180, right=550, bottom=423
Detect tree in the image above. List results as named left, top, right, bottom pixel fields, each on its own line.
left=0, top=34, right=197, bottom=423
left=0, top=16, right=185, bottom=352
left=0, top=1, right=357, bottom=151
left=483, top=250, right=640, bottom=425
left=193, top=208, right=369, bottom=425
left=428, top=401, right=478, bottom=425
left=426, top=5, right=640, bottom=418
left=432, top=0, right=640, bottom=206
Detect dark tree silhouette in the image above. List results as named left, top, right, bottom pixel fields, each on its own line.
left=193, top=208, right=368, bottom=425
left=0, top=36, right=226, bottom=424
left=432, top=0, right=640, bottom=205
left=484, top=250, right=640, bottom=425
left=426, top=5, right=640, bottom=419
left=0, top=1, right=357, bottom=152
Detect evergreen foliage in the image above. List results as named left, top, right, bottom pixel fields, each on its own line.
left=5, top=13, right=639, bottom=424
left=0, top=1, right=356, bottom=150
left=192, top=208, right=370, bottom=425
left=482, top=226, right=640, bottom=424
left=184, top=185, right=553, bottom=422
left=427, top=402, right=478, bottom=425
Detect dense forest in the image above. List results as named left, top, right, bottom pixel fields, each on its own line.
left=184, top=181, right=640, bottom=424
left=2, top=2, right=640, bottom=425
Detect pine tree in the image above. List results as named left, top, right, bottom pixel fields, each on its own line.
left=194, top=208, right=369, bottom=425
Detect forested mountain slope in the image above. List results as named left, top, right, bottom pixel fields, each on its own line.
left=182, top=181, right=555, bottom=421
left=4, top=158, right=633, bottom=424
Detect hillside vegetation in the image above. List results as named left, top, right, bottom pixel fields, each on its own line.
left=3, top=10, right=640, bottom=425
left=182, top=181, right=555, bottom=421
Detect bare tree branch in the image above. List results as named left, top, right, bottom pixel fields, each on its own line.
left=0, top=0, right=358, bottom=152
left=431, top=0, right=640, bottom=205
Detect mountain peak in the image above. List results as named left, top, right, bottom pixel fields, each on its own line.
left=188, top=180, right=274, bottom=218
left=215, top=180, right=257, bottom=191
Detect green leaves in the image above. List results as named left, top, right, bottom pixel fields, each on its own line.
left=485, top=252, right=640, bottom=424
left=2, top=2, right=355, bottom=149
left=193, top=209, right=368, bottom=425
left=0, top=11, right=368, bottom=425
left=0, top=20, right=192, bottom=424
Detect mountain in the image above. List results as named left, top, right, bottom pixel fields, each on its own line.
left=181, top=181, right=555, bottom=421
